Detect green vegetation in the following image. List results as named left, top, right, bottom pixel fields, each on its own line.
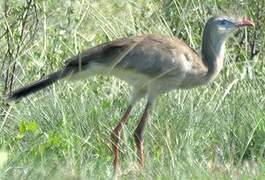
left=1, top=0, right=265, bottom=179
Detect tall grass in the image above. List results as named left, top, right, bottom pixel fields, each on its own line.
left=1, top=0, right=265, bottom=179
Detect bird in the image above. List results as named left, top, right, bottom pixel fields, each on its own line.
left=6, top=16, right=254, bottom=173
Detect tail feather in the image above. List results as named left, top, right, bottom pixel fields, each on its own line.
left=6, top=69, right=71, bottom=102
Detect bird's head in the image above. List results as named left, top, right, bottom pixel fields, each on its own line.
left=204, top=16, right=254, bottom=42
left=201, top=16, right=254, bottom=82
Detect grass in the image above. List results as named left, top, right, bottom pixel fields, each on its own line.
left=1, top=0, right=265, bottom=179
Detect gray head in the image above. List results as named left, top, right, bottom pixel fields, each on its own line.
left=202, top=16, right=254, bottom=59
left=203, top=16, right=254, bottom=44
left=201, top=16, right=254, bottom=81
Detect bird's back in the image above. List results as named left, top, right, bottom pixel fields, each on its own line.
left=67, top=34, right=208, bottom=92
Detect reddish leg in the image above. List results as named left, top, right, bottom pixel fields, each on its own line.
left=111, top=105, right=133, bottom=173
left=134, top=101, right=152, bottom=167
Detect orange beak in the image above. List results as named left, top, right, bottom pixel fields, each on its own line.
left=236, top=18, right=255, bottom=27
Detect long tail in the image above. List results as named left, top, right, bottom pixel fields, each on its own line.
left=6, top=68, right=72, bottom=102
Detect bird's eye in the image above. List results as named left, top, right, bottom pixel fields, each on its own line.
left=220, top=20, right=228, bottom=25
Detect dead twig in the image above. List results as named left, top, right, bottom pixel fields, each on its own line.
left=1, top=0, right=39, bottom=98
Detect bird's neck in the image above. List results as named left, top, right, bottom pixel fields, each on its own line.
left=201, top=32, right=225, bottom=82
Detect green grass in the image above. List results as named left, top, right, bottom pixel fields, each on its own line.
left=1, top=0, right=265, bottom=179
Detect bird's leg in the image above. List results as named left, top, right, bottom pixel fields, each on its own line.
left=134, top=101, right=152, bottom=168
left=111, top=105, right=133, bottom=173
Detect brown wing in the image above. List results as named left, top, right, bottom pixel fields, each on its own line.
left=64, top=37, right=134, bottom=68
left=113, top=35, right=205, bottom=78
left=63, top=34, right=205, bottom=78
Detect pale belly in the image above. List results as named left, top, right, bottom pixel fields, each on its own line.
left=68, top=63, right=205, bottom=96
